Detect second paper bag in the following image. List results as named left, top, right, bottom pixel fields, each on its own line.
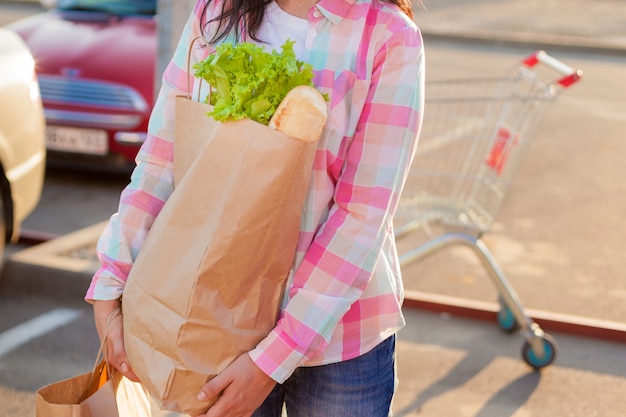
left=122, top=96, right=319, bottom=415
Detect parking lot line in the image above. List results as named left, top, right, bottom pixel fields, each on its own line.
left=0, top=308, right=82, bottom=358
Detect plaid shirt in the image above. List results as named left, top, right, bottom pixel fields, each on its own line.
left=87, top=0, right=424, bottom=383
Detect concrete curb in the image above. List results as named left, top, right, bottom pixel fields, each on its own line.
left=0, top=222, right=104, bottom=301
left=420, top=28, right=626, bottom=58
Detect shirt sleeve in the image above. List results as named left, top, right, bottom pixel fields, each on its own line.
left=249, top=25, right=425, bottom=382
left=85, top=2, right=209, bottom=301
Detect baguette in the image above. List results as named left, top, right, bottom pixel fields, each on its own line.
left=268, top=85, right=327, bottom=143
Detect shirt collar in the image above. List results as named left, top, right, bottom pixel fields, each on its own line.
left=315, top=0, right=355, bottom=25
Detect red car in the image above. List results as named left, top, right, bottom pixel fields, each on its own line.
left=9, top=0, right=157, bottom=173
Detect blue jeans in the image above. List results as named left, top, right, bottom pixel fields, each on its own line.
left=252, top=335, right=397, bottom=417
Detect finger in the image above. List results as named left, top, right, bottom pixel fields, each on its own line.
left=108, top=351, right=141, bottom=382
left=197, top=374, right=229, bottom=405
left=119, top=361, right=141, bottom=382
left=110, top=347, right=140, bottom=382
left=202, top=354, right=276, bottom=417
left=107, top=324, right=141, bottom=382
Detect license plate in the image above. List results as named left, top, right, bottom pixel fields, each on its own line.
left=46, top=126, right=108, bottom=156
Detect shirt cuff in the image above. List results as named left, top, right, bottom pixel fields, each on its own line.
left=248, top=328, right=308, bottom=384
left=85, top=268, right=125, bottom=302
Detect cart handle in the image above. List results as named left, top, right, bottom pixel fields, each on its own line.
left=522, top=50, right=583, bottom=87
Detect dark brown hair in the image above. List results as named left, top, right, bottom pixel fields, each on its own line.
left=201, top=0, right=414, bottom=44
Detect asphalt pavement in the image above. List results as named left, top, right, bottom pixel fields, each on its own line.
left=1, top=1, right=626, bottom=416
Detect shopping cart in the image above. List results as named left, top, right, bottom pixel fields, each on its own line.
left=395, top=51, right=582, bottom=370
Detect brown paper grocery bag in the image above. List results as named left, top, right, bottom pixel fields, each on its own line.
left=122, top=96, right=318, bottom=415
left=36, top=370, right=96, bottom=417
left=36, top=351, right=150, bottom=417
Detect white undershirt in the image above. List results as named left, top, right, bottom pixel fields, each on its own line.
left=253, top=1, right=309, bottom=59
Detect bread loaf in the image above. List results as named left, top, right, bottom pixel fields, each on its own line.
left=268, top=85, right=327, bottom=142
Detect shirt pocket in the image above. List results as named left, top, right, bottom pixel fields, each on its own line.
left=323, top=71, right=371, bottom=173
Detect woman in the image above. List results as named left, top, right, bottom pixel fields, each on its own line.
left=86, top=0, right=424, bottom=415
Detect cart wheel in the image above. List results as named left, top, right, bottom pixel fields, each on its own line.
left=521, top=333, right=558, bottom=370
left=497, top=296, right=520, bottom=333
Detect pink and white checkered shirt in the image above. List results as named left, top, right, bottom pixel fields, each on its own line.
left=87, top=0, right=424, bottom=383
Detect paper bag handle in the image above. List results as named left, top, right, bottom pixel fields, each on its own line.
left=186, top=35, right=210, bottom=103
left=79, top=307, right=122, bottom=402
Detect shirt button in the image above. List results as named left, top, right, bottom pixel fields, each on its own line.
left=310, top=29, right=317, bottom=37
left=312, top=9, right=321, bottom=17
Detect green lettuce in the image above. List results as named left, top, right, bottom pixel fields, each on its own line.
left=193, top=40, right=317, bottom=125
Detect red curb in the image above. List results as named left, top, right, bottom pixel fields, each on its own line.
left=17, top=229, right=59, bottom=245
left=404, top=290, right=626, bottom=344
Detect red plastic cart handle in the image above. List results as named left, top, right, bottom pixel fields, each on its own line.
left=522, top=50, right=583, bottom=87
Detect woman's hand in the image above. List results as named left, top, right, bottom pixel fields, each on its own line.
left=93, top=299, right=140, bottom=382
left=194, top=353, right=276, bottom=417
